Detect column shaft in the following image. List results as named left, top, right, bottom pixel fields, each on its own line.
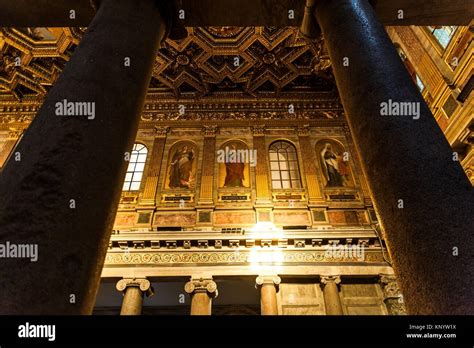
left=116, top=278, right=153, bottom=315
left=260, top=284, right=278, bottom=315
left=256, top=275, right=280, bottom=315
left=185, top=278, right=218, bottom=315
left=321, top=276, right=343, bottom=315
left=322, top=282, right=343, bottom=315
left=315, top=0, right=474, bottom=314
left=198, top=127, right=218, bottom=205
left=0, top=0, right=166, bottom=314
left=190, top=292, right=212, bottom=315
left=120, top=287, right=144, bottom=315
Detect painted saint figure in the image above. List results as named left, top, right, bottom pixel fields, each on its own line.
left=169, top=145, right=194, bottom=188
left=224, top=144, right=245, bottom=187
left=320, top=143, right=349, bottom=187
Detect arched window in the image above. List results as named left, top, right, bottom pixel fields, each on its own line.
left=123, top=143, right=148, bottom=191
left=269, top=141, right=301, bottom=189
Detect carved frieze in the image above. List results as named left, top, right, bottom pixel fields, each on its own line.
left=104, top=249, right=385, bottom=266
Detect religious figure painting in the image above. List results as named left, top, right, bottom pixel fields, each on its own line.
left=166, top=141, right=197, bottom=190
left=317, top=140, right=352, bottom=187
left=218, top=141, right=250, bottom=188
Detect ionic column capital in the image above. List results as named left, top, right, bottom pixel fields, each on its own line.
left=320, top=275, right=341, bottom=287
left=255, top=275, right=281, bottom=289
left=184, top=278, right=218, bottom=298
left=116, top=278, right=154, bottom=297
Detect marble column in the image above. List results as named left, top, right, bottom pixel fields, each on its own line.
left=184, top=278, right=218, bottom=315
left=0, top=0, right=166, bottom=314
left=256, top=275, right=281, bottom=315
left=315, top=0, right=474, bottom=314
left=320, top=275, right=343, bottom=315
left=116, top=278, right=154, bottom=316
left=379, top=275, right=407, bottom=315
left=0, top=128, right=23, bottom=168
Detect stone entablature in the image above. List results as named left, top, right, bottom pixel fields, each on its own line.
left=104, top=228, right=386, bottom=268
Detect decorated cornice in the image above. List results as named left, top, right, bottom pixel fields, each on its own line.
left=141, top=110, right=342, bottom=122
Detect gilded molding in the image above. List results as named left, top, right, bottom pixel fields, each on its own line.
left=104, top=250, right=385, bottom=266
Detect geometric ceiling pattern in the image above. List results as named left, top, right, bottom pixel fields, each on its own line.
left=0, top=26, right=335, bottom=101
left=153, top=26, right=334, bottom=98
left=0, top=27, right=85, bottom=100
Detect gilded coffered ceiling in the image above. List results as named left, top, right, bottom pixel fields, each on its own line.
left=0, top=26, right=335, bottom=101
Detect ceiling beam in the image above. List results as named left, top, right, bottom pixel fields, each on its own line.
left=0, top=0, right=472, bottom=27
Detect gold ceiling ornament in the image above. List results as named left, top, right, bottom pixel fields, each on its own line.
left=0, top=26, right=335, bottom=101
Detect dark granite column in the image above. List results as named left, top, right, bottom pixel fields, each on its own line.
left=0, top=0, right=166, bottom=314
left=116, top=278, right=154, bottom=315
left=315, top=0, right=474, bottom=314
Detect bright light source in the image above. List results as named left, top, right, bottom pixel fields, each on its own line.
left=250, top=221, right=280, bottom=233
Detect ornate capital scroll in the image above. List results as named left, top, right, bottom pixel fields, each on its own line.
left=255, top=275, right=281, bottom=291
left=320, top=275, right=341, bottom=288
left=184, top=278, right=218, bottom=298
left=116, top=278, right=154, bottom=297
